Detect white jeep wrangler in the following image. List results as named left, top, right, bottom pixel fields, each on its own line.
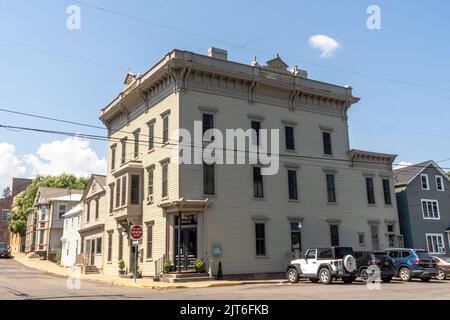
left=287, top=247, right=357, bottom=284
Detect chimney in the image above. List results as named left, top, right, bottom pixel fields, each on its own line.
left=208, top=47, right=228, bottom=61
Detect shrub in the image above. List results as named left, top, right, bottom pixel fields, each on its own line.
left=118, top=260, right=126, bottom=270
left=195, top=259, right=205, bottom=273
left=163, top=260, right=172, bottom=273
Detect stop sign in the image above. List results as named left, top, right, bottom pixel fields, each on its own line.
left=130, top=225, right=143, bottom=240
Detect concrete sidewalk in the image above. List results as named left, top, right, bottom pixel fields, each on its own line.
left=12, top=254, right=286, bottom=290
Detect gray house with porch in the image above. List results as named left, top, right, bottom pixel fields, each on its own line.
left=394, top=161, right=450, bottom=255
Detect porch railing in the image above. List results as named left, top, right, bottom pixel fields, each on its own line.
left=154, top=254, right=166, bottom=280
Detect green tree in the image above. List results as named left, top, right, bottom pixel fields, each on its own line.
left=2, top=187, right=11, bottom=199
left=9, top=174, right=88, bottom=236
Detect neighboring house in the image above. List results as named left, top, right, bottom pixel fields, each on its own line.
left=61, top=204, right=82, bottom=267
left=99, top=47, right=401, bottom=279
left=78, top=175, right=107, bottom=273
left=25, top=187, right=83, bottom=261
left=395, top=160, right=450, bottom=255
left=0, top=178, right=32, bottom=245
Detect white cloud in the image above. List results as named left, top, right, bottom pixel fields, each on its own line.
left=308, top=34, right=341, bottom=58
left=0, top=143, right=27, bottom=193
left=394, top=161, right=413, bottom=170
left=24, top=137, right=106, bottom=177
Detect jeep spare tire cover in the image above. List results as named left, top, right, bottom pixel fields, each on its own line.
left=343, top=255, right=356, bottom=272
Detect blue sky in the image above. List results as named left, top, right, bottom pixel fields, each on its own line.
left=0, top=0, right=449, bottom=190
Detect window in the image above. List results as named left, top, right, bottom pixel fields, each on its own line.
left=147, top=167, right=154, bottom=203
left=371, top=225, right=379, bottom=251
left=162, top=114, right=169, bottom=144
left=131, top=175, right=140, bottom=205
left=1, top=210, right=10, bottom=222
left=330, top=225, right=339, bottom=246
left=115, top=178, right=121, bottom=208
left=253, top=167, right=264, bottom=198
left=95, top=199, right=99, bottom=220
left=326, top=174, right=336, bottom=203
left=121, top=176, right=127, bottom=206
left=318, top=249, right=332, bottom=259
left=203, top=163, right=215, bottom=195
left=202, top=113, right=214, bottom=135
left=96, top=238, right=102, bottom=254
left=86, top=202, right=90, bottom=223
left=57, top=205, right=66, bottom=218
left=383, top=179, right=392, bottom=205
left=435, top=176, right=445, bottom=191
left=285, top=126, right=295, bottom=150
left=358, top=233, right=366, bottom=246
left=251, top=120, right=261, bottom=145
left=109, top=184, right=115, bottom=213
left=323, top=132, right=332, bottom=155
left=388, top=234, right=396, bottom=248
left=118, top=232, right=123, bottom=261
left=161, top=162, right=169, bottom=198
left=133, top=129, right=140, bottom=158
left=148, top=121, right=155, bottom=151
left=255, top=223, right=266, bottom=256
left=387, top=225, right=395, bottom=233
left=290, top=223, right=301, bottom=252
left=306, top=249, right=317, bottom=259
left=387, top=250, right=400, bottom=259
left=421, top=199, right=440, bottom=219
left=421, top=174, right=429, bottom=190
left=288, top=170, right=298, bottom=200
left=366, top=177, right=375, bottom=205
left=40, top=206, right=46, bottom=221
left=107, top=232, right=113, bottom=262
left=121, top=138, right=127, bottom=165
left=146, top=224, right=153, bottom=259
left=426, top=234, right=445, bottom=254
left=39, top=230, right=45, bottom=245
left=111, top=145, right=116, bottom=171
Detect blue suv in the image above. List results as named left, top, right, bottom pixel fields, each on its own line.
left=385, top=248, right=438, bottom=282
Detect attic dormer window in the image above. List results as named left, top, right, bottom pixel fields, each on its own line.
left=421, top=174, right=430, bottom=190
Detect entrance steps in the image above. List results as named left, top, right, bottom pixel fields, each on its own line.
left=84, top=266, right=100, bottom=274
left=160, top=272, right=211, bottom=283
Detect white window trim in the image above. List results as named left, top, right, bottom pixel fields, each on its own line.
left=421, top=199, right=441, bottom=220
left=420, top=199, right=441, bottom=220
left=426, top=233, right=446, bottom=255
left=420, top=174, right=430, bottom=190
left=435, top=175, right=445, bottom=192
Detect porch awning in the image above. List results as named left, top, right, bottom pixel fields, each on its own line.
left=78, top=224, right=105, bottom=235
left=158, top=198, right=212, bottom=214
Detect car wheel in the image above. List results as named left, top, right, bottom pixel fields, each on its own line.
left=342, top=276, right=353, bottom=284
left=360, top=269, right=369, bottom=282
left=287, top=268, right=299, bottom=284
left=382, top=277, right=392, bottom=283
left=309, top=278, right=319, bottom=283
left=421, top=277, right=431, bottom=282
left=319, top=268, right=333, bottom=285
left=436, top=270, right=446, bottom=281
left=399, top=267, right=412, bottom=281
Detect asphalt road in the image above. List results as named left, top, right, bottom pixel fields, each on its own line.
left=1, top=258, right=449, bottom=300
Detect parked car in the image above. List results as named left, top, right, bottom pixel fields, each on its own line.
left=287, top=247, right=358, bottom=285
left=433, top=256, right=450, bottom=280
left=0, top=243, right=11, bottom=259
left=354, top=251, right=396, bottom=283
left=385, top=248, right=438, bottom=282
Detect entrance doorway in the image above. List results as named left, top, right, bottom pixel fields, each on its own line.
left=174, top=215, right=198, bottom=271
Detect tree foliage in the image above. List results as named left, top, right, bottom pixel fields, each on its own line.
left=2, top=187, right=11, bottom=199
left=9, top=174, right=88, bottom=236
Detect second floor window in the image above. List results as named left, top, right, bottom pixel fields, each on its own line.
left=422, top=200, right=440, bottom=219
left=435, top=175, right=445, bottom=191
left=421, top=174, right=429, bottom=190
left=326, top=174, right=336, bottom=203
left=288, top=170, right=298, bottom=200
left=115, top=178, right=121, bottom=208
left=111, top=145, right=116, bottom=171
left=202, top=113, right=214, bottom=135
left=58, top=205, right=66, bottom=218
left=323, top=132, right=332, bottom=155
left=366, top=177, right=375, bottom=205
left=121, top=176, right=127, bottom=206
left=383, top=179, right=392, bottom=205
left=148, top=122, right=155, bottom=151
left=162, top=162, right=168, bottom=198
left=130, top=175, right=140, bottom=205
left=203, top=163, right=215, bottom=195
left=109, top=184, right=115, bottom=213
left=133, top=130, right=140, bottom=158
left=285, top=126, right=295, bottom=150
left=162, top=115, right=169, bottom=144
left=95, top=199, right=99, bottom=220
left=253, top=167, right=264, bottom=198
left=40, top=206, right=46, bottom=221
left=251, top=121, right=261, bottom=145
left=86, top=202, right=90, bottom=223
left=121, top=138, right=127, bottom=165
left=147, top=167, right=154, bottom=203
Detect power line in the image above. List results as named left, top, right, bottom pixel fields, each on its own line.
left=1, top=123, right=449, bottom=171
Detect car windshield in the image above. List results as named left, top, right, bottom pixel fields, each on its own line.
left=0, top=243, right=7, bottom=250
left=442, top=257, right=450, bottom=263
left=334, top=247, right=353, bottom=259
left=416, top=251, right=432, bottom=259
left=373, top=252, right=388, bottom=258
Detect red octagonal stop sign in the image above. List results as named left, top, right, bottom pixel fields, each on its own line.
left=130, top=225, right=143, bottom=240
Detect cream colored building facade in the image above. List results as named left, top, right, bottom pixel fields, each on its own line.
left=99, top=48, right=401, bottom=278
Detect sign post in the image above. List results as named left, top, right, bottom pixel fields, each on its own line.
left=130, top=225, right=143, bottom=283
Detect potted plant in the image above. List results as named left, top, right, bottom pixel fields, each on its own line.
left=195, top=259, right=205, bottom=273
left=163, top=260, right=173, bottom=273
left=118, top=260, right=126, bottom=275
